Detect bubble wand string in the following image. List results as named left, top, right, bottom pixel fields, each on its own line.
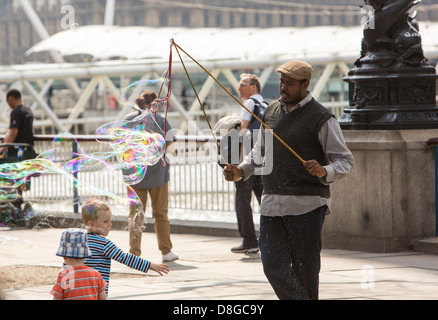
left=169, top=39, right=305, bottom=165
left=171, top=40, right=225, bottom=164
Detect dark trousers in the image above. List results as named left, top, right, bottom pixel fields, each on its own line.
left=259, top=206, right=326, bottom=300
left=234, top=175, right=263, bottom=247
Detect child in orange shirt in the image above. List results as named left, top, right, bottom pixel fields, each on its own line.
left=51, top=228, right=107, bottom=300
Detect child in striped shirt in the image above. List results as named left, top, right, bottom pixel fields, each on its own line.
left=81, top=199, right=169, bottom=296
left=51, top=228, right=107, bottom=300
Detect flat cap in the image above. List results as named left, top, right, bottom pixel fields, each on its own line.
left=276, top=60, right=313, bottom=81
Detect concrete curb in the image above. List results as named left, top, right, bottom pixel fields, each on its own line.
left=18, top=210, right=438, bottom=255
left=21, top=211, right=243, bottom=238
left=412, top=237, right=438, bottom=255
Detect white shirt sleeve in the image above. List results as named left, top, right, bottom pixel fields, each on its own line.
left=319, top=117, right=355, bottom=184
left=239, top=124, right=265, bottom=178
left=239, top=117, right=354, bottom=183
left=241, top=99, right=255, bottom=122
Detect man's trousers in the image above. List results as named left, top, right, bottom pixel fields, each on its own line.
left=129, top=183, right=173, bottom=256
left=259, top=206, right=326, bottom=300
left=234, top=174, right=263, bottom=248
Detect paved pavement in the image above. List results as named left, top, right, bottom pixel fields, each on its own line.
left=1, top=227, right=438, bottom=301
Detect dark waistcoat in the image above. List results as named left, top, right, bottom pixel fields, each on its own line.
left=262, top=98, right=334, bottom=198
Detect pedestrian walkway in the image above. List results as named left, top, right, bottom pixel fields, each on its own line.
left=1, top=228, right=438, bottom=300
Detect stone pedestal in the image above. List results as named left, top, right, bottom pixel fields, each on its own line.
left=323, top=129, right=438, bottom=252
left=339, top=66, right=438, bottom=130
left=331, top=0, right=438, bottom=252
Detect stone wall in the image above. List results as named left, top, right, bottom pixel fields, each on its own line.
left=323, top=129, right=438, bottom=252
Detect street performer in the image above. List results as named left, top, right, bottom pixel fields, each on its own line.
left=224, top=60, right=354, bottom=300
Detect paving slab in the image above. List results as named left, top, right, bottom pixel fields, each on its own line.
left=1, top=228, right=438, bottom=301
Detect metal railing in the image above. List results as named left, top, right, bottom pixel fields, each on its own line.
left=7, top=135, right=254, bottom=218
left=1, top=101, right=346, bottom=218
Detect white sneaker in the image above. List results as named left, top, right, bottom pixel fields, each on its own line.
left=162, top=251, right=179, bottom=262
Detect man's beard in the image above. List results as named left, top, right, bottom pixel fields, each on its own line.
left=280, top=92, right=302, bottom=106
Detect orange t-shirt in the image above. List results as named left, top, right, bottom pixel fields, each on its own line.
left=50, top=265, right=107, bottom=300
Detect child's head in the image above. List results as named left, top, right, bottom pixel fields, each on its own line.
left=56, top=228, right=92, bottom=261
left=81, top=199, right=112, bottom=236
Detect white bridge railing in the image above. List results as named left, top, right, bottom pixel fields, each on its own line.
left=20, top=135, right=253, bottom=220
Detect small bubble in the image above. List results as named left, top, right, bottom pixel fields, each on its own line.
left=69, top=23, right=80, bottom=31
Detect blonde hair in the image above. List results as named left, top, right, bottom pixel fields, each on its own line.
left=81, top=199, right=111, bottom=224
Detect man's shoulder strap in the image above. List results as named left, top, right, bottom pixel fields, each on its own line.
left=249, top=97, right=268, bottom=108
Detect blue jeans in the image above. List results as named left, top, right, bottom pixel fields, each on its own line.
left=259, top=206, right=326, bottom=300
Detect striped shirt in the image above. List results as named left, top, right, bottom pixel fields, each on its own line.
left=84, top=233, right=151, bottom=295
left=50, top=265, right=107, bottom=300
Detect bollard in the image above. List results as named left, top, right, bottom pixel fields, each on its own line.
left=427, top=138, right=438, bottom=236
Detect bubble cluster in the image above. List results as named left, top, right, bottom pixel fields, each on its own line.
left=0, top=73, right=171, bottom=226
left=118, top=72, right=170, bottom=114
left=2, top=107, right=167, bottom=199
left=95, top=110, right=167, bottom=185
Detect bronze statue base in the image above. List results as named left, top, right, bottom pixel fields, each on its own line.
left=339, top=66, right=438, bottom=130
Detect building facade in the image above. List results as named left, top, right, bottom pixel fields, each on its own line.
left=1, top=0, right=438, bottom=65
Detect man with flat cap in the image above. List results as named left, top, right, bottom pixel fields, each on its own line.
left=224, top=60, right=354, bottom=300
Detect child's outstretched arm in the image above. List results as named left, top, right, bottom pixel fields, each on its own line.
left=101, top=237, right=170, bottom=276
left=150, top=262, right=169, bottom=276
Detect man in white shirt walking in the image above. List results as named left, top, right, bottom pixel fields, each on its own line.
left=229, top=74, right=267, bottom=254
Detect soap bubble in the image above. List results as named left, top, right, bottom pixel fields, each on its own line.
left=0, top=71, right=172, bottom=227
left=95, top=111, right=167, bottom=185
left=119, top=71, right=170, bottom=114
left=69, top=23, right=80, bottom=31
